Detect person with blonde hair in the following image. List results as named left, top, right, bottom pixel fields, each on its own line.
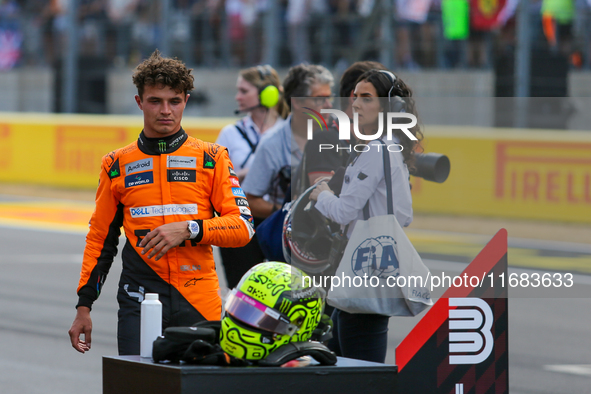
left=216, top=64, right=288, bottom=288
left=216, top=64, right=289, bottom=182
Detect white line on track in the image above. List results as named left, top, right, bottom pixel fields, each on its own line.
left=543, top=365, right=591, bottom=377
left=408, top=228, right=591, bottom=254
left=0, top=219, right=88, bottom=235
left=0, top=254, right=84, bottom=264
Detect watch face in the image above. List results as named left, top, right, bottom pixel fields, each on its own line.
left=189, top=221, right=199, bottom=237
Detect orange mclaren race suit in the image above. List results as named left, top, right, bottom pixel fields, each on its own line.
left=75, top=128, right=254, bottom=354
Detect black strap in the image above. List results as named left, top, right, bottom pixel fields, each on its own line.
left=258, top=341, right=337, bottom=367
left=362, top=140, right=394, bottom=219
left=294, top=149, right=307, bottom=196
left=337, top=142, right=394, bottom=236
left=363, top=201, right=370, bottom=220
left=345, top=150, right=358, bottom=166
left=234, top=122, right=257, bottom=151
left=234, top=122, right=257, bottom=168
left=382, top=142, right=394, bottom=215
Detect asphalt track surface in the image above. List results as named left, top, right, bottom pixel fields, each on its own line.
left=0, top=195, right=590, bottom=394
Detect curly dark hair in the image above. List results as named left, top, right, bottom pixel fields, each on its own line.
left=132, top=50, right=194, bottom=99
left=355, top=69, right=424, bottom=170
left=339, top=61, right=387, bottom=101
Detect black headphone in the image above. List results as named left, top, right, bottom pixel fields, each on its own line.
left=257, top=64, right=272, bottom=79
left=377, top=70, right=406, bottom=113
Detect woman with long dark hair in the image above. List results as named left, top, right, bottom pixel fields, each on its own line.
left=310, top=69, right=423, bottom=363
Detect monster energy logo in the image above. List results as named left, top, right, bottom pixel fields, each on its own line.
left=278, top=298, right=292, bottom=314
left=110, top=169, right=119, bottom=177
left=204, top=160, right=214, bottom=168
left=158, top=140, right=167, bottom=152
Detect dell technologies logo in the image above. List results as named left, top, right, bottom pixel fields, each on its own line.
left=130, top=204, right=198, bottom=218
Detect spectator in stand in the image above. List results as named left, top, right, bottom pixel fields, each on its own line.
left=286, top=0, right=312, bottom=65
left=468, top=0, right=508, bottom=68
left=168, top=0, right=195, bottom=64
left=541, top=0, right=575, bottom=57
left=441, top=0, right=470, bottom=68
left=78, top=0, right=108, bottom=57
left=423, top=0, right=445, bottom=68
left=20, top=0, right=48, bottom=66
left=395, top=0, right=432, bottom=70
left=106, top=0, right=139, bottom=66
left=132, top=0, right=160, bottom=60
left=493, top=0, right=519, bottom=58
left=196, top=0, right=225, bottom=66
left=328, top=0, right=357, bottom=68
left=0, top=0, right=22, bottom=69
left=38, top=0, right=65, bottom=66
left=225, top=0, right=261, bottom=66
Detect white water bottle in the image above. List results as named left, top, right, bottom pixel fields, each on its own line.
left=140, top=293, right=162, bottom=358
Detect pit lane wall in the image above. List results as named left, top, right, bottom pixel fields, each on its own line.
left=1, top=113, right=590, bottom=223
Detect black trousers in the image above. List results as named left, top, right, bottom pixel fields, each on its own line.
left=116, top=274, right=206, bottom=356
left=220, top=232, right=266, bottom=290
left=327, top=309, right=390, bottom=363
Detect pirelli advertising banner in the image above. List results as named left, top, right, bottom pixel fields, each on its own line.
left=1, top=112, right=591, bottom=223
left=411, top=127, right=591, bottom=224
left=0, top=113, right=229, bottom=188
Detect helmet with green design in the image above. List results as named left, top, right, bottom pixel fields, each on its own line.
left=220, top=261, right=325, bottom=360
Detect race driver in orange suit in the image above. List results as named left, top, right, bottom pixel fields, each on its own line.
left=68, top=50, right=254, bottom=355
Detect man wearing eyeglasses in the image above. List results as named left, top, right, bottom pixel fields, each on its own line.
left=292, top=61, right=389, bottom=197
left=242, top=63, right=334, bottom=220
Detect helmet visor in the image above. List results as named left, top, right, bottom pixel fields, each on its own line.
left=225, top=289, right=298, bottom=336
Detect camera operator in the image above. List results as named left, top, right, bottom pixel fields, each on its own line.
left=242, top=63, right=334, bottom=219
left=293, top=61, right=388, bottom=196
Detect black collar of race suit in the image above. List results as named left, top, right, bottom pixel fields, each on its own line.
left=137, top=128, right=188, bottom=155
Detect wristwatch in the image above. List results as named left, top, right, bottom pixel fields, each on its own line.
left=187, top=220, right=200, bottom=240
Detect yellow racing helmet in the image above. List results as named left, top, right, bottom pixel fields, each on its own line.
left=220, top=262, right=325, bottom=360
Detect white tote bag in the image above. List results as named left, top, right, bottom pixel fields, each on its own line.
left=327, top=147, right=433, bottom=316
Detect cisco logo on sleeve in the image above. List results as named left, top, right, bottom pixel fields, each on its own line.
left=130, top=204, right=198, bottom=218
left=126, top=158, right=153, bottom=175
